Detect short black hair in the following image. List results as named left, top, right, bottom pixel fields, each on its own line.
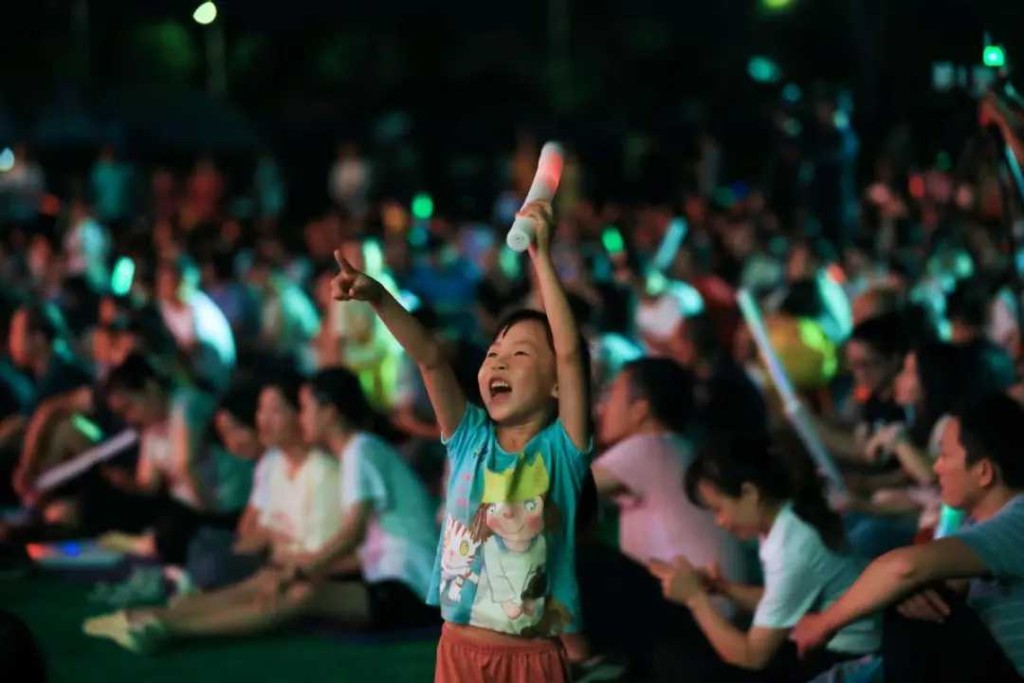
left=263, top=370, right=304, bottom=412
left=849, top=311, right=908, bottom=361
left=946, top=278, right=992, bottom=330
left=19, top=300, right=67, bottom=343
left=623, top=357, right=694, bottom=433
left=955, top=392, right=1024, bottom=489
left=493, top=309, right=554, bottom=350
left=306, top=367, right=372, bottom=429
left=220, top=381, right=262, bottom=429
left=104, top=352, right=170, bottom=395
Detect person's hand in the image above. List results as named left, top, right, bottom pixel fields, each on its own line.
left=12, top=464, right=36, bottom=503
left=695, top=562, right=727, bottom=595
left=792, top=612, right=836, bottom=658
left=648, top=556, right=706, bottom=606
left=519, top=200, right=554, bottom=260
left=258, top=570, right=292, bottom=609
left=331, top=250, right=383, bottom=304
left=896, top=589, right=950, bottom=623
left=864, top=423, right=904, bottom=463
left=100, top=466, right=135, bottom=491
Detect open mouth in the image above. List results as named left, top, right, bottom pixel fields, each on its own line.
left=488, top=378, right=512, bottom=399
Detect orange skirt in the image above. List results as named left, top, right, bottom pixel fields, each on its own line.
left=434, top=623, right=570, bottom=683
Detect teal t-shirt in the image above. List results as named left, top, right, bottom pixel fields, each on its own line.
left=428, top=403, right=591, bottom=636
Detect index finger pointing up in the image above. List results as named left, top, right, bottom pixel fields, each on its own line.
left=334, top=249, right=353, bottom=272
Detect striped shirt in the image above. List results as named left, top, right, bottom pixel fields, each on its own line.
left=955, top=494, right=1024, bottom=674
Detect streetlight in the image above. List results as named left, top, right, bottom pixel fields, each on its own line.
left=193, top=2, right=225, bottom=97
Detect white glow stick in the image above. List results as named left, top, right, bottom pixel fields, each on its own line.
left=34, top=429, right=139, bottom=493
left=506, top=142, right=565, bottom=252
left=736, top=289, right=846, bottom=494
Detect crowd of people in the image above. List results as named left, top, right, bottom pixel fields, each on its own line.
left=1, top=87, right=1024, bottom=682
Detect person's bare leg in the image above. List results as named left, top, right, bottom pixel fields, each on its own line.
left=143, top=568, right=277, bottom=620
left=305, top=580, right=372, bottom=626
left=152, top=581, right=318, bottom=637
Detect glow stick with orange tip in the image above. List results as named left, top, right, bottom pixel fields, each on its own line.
left=506, top=142, right=564, bottom=252
left=736, top=288, right=847, bottom=496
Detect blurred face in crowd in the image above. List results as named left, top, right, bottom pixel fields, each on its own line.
left=695, top=479, right=764, bottom=541
left=597, top=369, right=645, bottom=446
left=107, top=382, right=167, bottom=428
left=156, top=264, right=184, bottom=304
left=215, top=410, right=262, bottom=461
left=298, top=385, right=333, bottom=446
left=846, top=339, right=894, bottom=398
left=894, top=352, right=922, bottom=408
left=478, top=319, right=558, bottom=426
left=8, top=308, right=45, bottom=369
left=256, top=386, right=302, bottom=450
left=934, top=418, right=992, bottom=511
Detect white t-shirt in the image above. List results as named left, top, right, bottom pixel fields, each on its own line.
left=594, top=433, right=748, bottom=581
left=754, top=503, right=880, bottom=655
left=339, top=433, right=438, bottom=599
left=249, top=449, right=341, bottom=555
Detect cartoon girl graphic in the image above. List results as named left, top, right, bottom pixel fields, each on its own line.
left=468, top=454, right=559, bottom=634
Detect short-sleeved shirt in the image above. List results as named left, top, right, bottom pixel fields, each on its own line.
left=593, top=433, right=748, bottom=582
left=339, top=433, right=438, bottom=599
left=249, top=449, right=341, bottom=555
left=954, top=495, right=1024, bottom=674
left=140, top=389, right=251, bottom=513
left=754, top=503, right=881, bottom=655
left=430, top=403, right=591, bottom=636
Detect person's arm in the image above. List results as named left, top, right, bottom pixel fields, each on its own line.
left=689, top=594, right=790, bottom=670
left=591, top=465, right=627, bottom=497
left=523, top=201, right=590, bottom=451
left=332, top=250, right=466, bottom=439
left=793, top=539, right=988, bottom=654
left=718, top=582, right=766, bottom=614
left=650, top=557, right=788, bottom=670
left=297, top=501, right=372, bottom=579
left=170, top=396, right=213, bottom=511
left=233, top=505, right=273, bottom=554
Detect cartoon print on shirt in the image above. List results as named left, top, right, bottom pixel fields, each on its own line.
left=468, top=454, right=561, bottom=634
left=439, top=516, right=481, bottom=602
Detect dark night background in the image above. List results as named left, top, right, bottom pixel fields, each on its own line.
left=0, top=0, right=1021, bottom=219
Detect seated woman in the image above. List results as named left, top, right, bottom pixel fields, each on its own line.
left=83, top=376, right=341, bottom=652
left=290, top=367, right=440, bottom=629
left=648, top=433, right=881, bottom=681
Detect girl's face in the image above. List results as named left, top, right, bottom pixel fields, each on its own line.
left=894, top=352, right=922, bottom=408
left=484, top=496, right=546, bottom=545
left=298, top=385, right=332, bottom=446
left=215, top=410, right=262, bottom=460
left=255, top=387, right=301, bottom=449
left=696, top=480, right=764, bottom=540
left=478, top=320, right=558, bottom=426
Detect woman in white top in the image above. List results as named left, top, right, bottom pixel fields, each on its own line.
left=288, top=367, right=439, bottom=630
left=84, top=376, right=347, bottom=653
left=648, top=433, right=881, bottom=681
